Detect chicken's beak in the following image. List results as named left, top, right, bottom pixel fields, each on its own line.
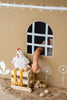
left=16, top=53, right=19, bottom=56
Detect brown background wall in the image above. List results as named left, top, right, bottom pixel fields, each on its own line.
left=0, top=0, right=67, bottom=88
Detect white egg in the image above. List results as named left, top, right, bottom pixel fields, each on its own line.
left=44, top=89, right=49, bottom=94
left=40, top=92, right=45, bottom=97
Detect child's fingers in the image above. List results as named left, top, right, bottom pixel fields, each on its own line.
left=38, top=66, right=41, bottom=71
left=31, top=67, right=34, bottom=72
left=31, top=67, right=33, bottom=70
left=31, top=67, right=37, bottom=73
left=39, top=67, right=41, bottom=70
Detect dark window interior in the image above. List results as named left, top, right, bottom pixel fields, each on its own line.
left=34, top=36, right=45, bottom=44
left=27, top=21, right=53, bottom=56
left=48, top=37, right=53, bottom=45
left=27, top=35, right=32, bottom=43
left=47, top=48, right=52, bottom=56
left=48, top=26, right=53, bottom=35
left=27, top=24, right=32, bottom=33
left=35, top=22, right=45, bottom=34
left=27, top=45, right=32, bottom=53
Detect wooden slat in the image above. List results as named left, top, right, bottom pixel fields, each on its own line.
left=11, top=85, right=32, bottom=93
left=11, top=77, right=28, bottom=85
left=11, top=69, right=32, bottom=78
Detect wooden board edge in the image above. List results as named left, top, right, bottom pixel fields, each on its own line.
left=11, top=85, right=32, bottom=93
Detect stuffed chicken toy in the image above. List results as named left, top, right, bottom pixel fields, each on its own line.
left=12, top=48, right=30, bottom=86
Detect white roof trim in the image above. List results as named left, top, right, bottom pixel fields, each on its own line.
left=0, top=2, right=67, bottom=11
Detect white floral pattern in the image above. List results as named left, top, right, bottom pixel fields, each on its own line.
left=0, top=61, right=10, bottom=75
left=58, top=65, right=67, bottom=74
left=42, top=67, right=52, bottom=75
left=58, top=65, right=67, bottom=87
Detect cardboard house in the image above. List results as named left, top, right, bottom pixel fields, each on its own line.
left=0, top=0, right=67, bottom=88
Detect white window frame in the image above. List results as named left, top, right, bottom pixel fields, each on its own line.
left=27, top=22, right=53, bottom=56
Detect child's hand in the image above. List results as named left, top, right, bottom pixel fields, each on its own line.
left=31, top=63, right=41, bottom=73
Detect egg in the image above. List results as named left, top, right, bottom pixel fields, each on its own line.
left=40, top=92, right=45, bottom=97
left=44, top=89, right=49, bottom=94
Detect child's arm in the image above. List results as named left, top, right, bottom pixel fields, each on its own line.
left=32, top=41, right=45, bottom=73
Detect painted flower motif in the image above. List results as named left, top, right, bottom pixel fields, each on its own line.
left=0, top=61, right=10, bottom=75
left=42, top=67, right=52, bottom=75
left=59, top=65, right=67, bottom=74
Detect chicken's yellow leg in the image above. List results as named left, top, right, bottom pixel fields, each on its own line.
left=12, top=68, right=18, bottom=85
left=18, top=69, right=24, bottom=86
